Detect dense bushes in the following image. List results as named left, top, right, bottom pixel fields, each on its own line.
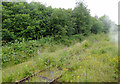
left=2, top=1, right=115, bottom=43
left=90, top=17, right=104, bottom=34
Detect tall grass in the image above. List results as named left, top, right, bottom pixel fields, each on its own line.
left=2, top=33, right=118, bottom=82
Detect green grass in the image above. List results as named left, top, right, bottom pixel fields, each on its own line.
left=0, top=71, right=1, bottom=83
left=2, top=35, right=81, bottom=68
left=2, top=33, right=118, bottom=82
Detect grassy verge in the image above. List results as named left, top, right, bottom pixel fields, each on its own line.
left=2, top=33, right=118, bottom=82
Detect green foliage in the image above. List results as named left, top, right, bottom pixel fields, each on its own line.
left=2, top=29, right=16, bottom=42
left=2, top=1, right=114, bottom=43
left=2, top=41, right=37, bottom=67
left=2, top=34, right=82, bottom=67
left=82, top=40, right=90, bottom=48
left=48, top=46, right=56, bottom=52
left=2, top=2, right=52, bottom=42
left=48, top=8, right=73, bottom=38
left=72, top=34, right=84, bottom=42
left=2, top=34, right=118, bottom=82
left=90, top=17, right=104, bottom=34
left=73, top=1, right=92, bottom=35
left=22, top=65, right=33, bottom=78
left=4, top=73, right=14, bottom=82
left=99, top=15, right=112, bottom=33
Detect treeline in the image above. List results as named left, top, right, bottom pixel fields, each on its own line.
left=2, top=1, right=116, bottom=43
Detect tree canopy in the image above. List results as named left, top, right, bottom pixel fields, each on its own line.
left=2, top=1, right=115, bottom=43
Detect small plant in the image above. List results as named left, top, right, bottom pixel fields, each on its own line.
left=49, top=46, right=56, bottom=52
left=82, top=40, right=90, bottom=48
left=22, top=65, right=32, bottom=78
left=4, top=73, right=14, bottom=82
left=43, top=56, right=55, bottom=66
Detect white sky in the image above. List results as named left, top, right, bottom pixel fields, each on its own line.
left=27, top=0, right=119, bottom=24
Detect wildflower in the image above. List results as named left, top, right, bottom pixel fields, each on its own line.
left=68, top=49, right=70, bottom=51
left=23, top=38, right=24, bottom=41
left=85, top=71, right=86, bottom=77
left=85, top=65, right=87, bottom=77
left=110, top=59, right=112, bottom=62
left=48, top=59, right=49, bottom=63
left=88, top=56, right=91, bottom=58
left=15, top=40, right=17, bottom=42
left=37, top=50, right=39, bottom=55
left=64, top=46, right=67, bottom=50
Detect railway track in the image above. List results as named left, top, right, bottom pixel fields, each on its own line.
left=15, top=48, right=75, bottom=83
left=15, top=66, right=63, bottom=84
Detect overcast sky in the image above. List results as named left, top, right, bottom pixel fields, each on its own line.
left=27, top=0, right=119, bottom=24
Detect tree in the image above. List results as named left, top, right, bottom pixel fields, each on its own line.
left=99, top=15, right=112, bottom=33
left=90, top=17, right=104, bottom=34
left=2, top=2, right=114, bottom=43
left=72, top=1, right=92, bottom=36
left=48, top=8, right=69, bottom=38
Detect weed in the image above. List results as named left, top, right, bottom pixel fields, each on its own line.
left=2, top=34, right=118, bottom=82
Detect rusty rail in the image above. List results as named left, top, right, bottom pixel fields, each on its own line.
left=49, top=74, right=62, bottom=84
left=15, top=66, right=51, bottom=84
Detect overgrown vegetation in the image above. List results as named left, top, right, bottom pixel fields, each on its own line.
left=1, top=1, right=118, bottom=83
left=2, top=34, right=84, bottom=68
left=2, top=34, right=118, bottom=82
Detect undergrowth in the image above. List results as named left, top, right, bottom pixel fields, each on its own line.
left=2, top=33, right=118, bottom=82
